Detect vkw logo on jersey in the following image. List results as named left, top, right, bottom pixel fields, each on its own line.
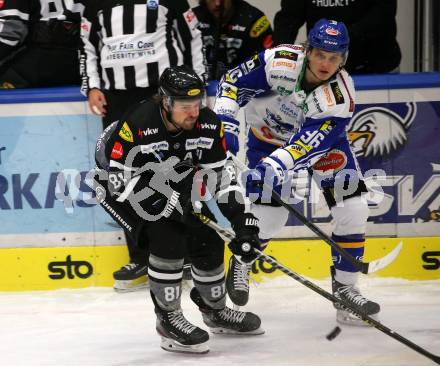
left=137, top=127, right=158, bottom=137
left=348, top=102, right=417, bottom=158
left=199, top=123, right=217, bottom=130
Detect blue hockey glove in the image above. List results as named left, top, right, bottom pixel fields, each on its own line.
left=218, top=114, right=240, bottom=155
left=245, top=160, right=283, bottom=202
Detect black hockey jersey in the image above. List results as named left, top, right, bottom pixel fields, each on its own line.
left=0, top=0, right=83, bottom=61
left=94, top=99, right=237, bottom=209
left=273, top=0, right=401, bottom=74
left=192, top=0, right=272, bottom=80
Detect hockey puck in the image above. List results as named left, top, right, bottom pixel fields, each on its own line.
left=326, top=326, right=341, bottom=341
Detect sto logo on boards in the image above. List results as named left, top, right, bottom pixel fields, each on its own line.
left=48, top=255, right=94, bottom=279
left=422, top=251, right=440, bottom=270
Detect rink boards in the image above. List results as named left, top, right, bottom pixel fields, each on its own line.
left=1, top=74, right=440, bottom=291
left=0, top=236, right=439, bottom=291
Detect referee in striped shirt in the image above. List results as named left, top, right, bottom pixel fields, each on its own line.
left=80, top=0, right=206, bottom=291
left=80, top=0, right=206, bottom=126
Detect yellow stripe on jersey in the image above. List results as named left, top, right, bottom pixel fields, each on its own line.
left=336, top=241, right=365, bottom=249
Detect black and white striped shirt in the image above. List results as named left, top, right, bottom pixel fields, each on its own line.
left=80, top=0, right=206, bottom=94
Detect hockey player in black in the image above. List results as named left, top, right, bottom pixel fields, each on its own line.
left=93, top=66, right=263, bottom=353
left=193, top=0, right=272, bottom=81
left=80, top=0, right=206, bottom=290
left=0, top=0, right=83, bottom=88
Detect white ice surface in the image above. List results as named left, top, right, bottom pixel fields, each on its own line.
left=1, top=278, right=439, bottom=366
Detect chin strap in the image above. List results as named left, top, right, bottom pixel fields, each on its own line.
left=162, top=102, right=182, bottom=132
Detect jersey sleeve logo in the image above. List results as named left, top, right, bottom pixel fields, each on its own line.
left=274, top=50, right=298, bottom=61
left=147, top=0, right=158, bottom=10
left=312, top=149, right=347, bottom=173
left=330, top=82, right=345, bottom=105
left=323, top=86, right=335, bottom=107
left=111, top=141, right=124, bottom=159
left=119, top=122, right=134, bottom=143
left=220, top=84, right=238, bottom=101
left=250, top=15, right=270, bottom=38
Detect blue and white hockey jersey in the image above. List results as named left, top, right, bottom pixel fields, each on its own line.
left=213, top=44, right=359, bottom=185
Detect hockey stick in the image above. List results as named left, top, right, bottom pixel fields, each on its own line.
left=230, top=155, right=402, bottom=275
left=194, top=212, right=440, bottom=365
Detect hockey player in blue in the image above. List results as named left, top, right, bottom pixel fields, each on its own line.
left=214, top=19, right=380, bottom=325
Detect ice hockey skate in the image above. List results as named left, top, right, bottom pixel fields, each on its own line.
left=331, top=267, right=381, bottom=326
left=113, top=263, right=149, bottom=292
left=155, top=306, right=210, bottom=354
left=226, top=255, right=251, bottom=306
left=190, top=287, right=264, bottom=335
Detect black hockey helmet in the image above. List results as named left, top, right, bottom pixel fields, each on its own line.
left=159, top=65, right=205, bottom=103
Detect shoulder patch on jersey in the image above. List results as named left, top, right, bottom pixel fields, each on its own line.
left=338, top=73, right=355, bottom=112
left=312, top=149, right=347, bottom=173
left=250, top=15, right=270, bottom=38
left=183, top=8, right=198, bottom=30
left=146, top=0, right=158, bottom=10
left=330, top=82, right=344, bottom=105
left=243, top=54, right=262, bottom=73
left=111, top=141, right=124, bottom=159
left=140, top=141, right=169, bottom=154
left=319, top=120, right=336, bottom=135
left=322, top=86, right=335, bottom=107
left=219, top=83, right=238, bottom=101
left=274, top=50, right=298, bottom=61
left=119, top=122, right=134, bottom=143
left=186, top=137, right=214, bottom=150
left=225, top=54, right=261, bottom=83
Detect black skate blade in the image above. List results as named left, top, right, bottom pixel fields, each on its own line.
left=336, top=310, right=379, bottom=327
left=160, top=337, right=209, bottom=354
left=209, top=326, right=265, bottom=335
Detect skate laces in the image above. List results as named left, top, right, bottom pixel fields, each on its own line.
left=168, top=310, right=196, bottom=334
left=218, top=307, right=246, bottom=323
left=338, top=285, right=368, bottom=306
left=232, top=258, right=250, bottom=291
left=123, top=263, right=138, bottom=271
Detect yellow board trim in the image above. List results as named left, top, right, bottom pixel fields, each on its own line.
left=0, top=237, right=439, bottom=291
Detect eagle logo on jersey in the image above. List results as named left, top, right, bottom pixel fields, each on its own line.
left=348, top=102, right=417, bottom=158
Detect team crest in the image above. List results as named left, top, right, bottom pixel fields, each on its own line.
left=348, top=102, right=417, bottom=158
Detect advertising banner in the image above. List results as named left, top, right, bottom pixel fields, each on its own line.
left=283, top=97, right=440, bottom=238
left=0, top=101, right=121, bottom=248
left=0, top=79, right=440, bottom=250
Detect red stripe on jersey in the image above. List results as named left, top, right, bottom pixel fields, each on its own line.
left=339, top=73, right=355, bottom=112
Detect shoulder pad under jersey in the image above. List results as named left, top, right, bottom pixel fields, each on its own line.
left=307, top=69, right=355, bottom=119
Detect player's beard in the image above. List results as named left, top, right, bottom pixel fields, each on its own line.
left=180, top=118, right=198, bottom=130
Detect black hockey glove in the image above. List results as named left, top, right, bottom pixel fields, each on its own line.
left=229, top=213, right=261, bottom=263
left=150, top=159, right=197, bottom=222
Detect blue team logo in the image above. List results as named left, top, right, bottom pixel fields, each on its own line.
left=347, top=102, right=440, bottom=225
left=347, top=102, right=417, bottom=158
left=263, top=108, right=296, bottom=137
left=147, top=0, right=158, bottom=10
